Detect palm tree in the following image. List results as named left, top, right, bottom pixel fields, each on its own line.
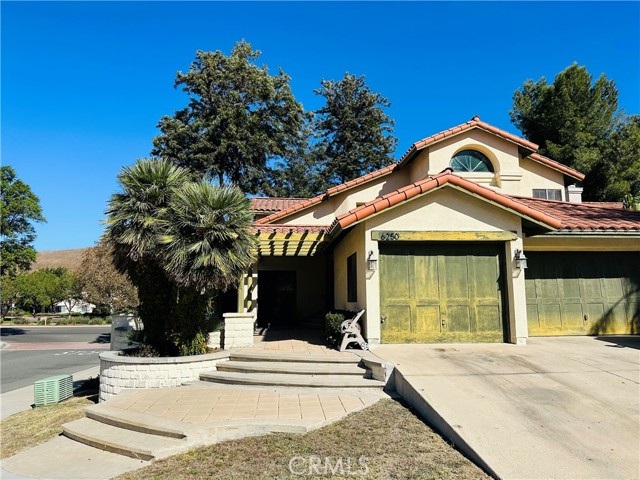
left=105, top=159, right=256, bottom=355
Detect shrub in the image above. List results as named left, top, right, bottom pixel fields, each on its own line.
left=325, top=311, right=346, bottom=348
left=92, top=305, right=111, bottom=317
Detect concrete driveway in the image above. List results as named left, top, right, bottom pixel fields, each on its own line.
left=373, top=336, right=639, bottom=480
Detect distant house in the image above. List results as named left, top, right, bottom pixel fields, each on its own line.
left=54, top=300, right=96, bottom=314
left=240, top=116, right=640, bottom=345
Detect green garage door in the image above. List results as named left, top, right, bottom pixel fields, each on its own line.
left=526, top=252, right=640, bottom=336
left=380, top=243, right=506, bottom=343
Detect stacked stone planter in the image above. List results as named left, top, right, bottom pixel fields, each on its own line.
left=99, top=350, right=229, bottom=402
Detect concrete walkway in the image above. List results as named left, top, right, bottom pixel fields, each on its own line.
left=1, top=337, right=387, bottom=480
left=374, top=336, right=640, bottom=480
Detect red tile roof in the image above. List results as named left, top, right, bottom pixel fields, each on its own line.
left=507, top=196, right=640, bottom=232
left=254, top=163, right=397, bottom=225
left=581, top=202, right=624, bottom=209
left=325, top=163, right=398, bottom=196
left=254, top=193, right=327, bottom=224
left=254, top=117, right=585, bottom=226
left=251, top=197, right=309, bottom=212
left=328, top=169, right=563, bottom=234
left=398, top=116, right=539, bottom=166
left=527, top=153, right=584, bottom=181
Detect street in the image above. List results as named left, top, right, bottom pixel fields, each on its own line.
left=0, top=325, right=110, bottom=393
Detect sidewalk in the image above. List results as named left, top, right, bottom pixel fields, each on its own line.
left=1, top=365, right=100, bottom=420
left=1, top=365, right=102, bottom=480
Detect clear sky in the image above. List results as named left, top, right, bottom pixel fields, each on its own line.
left=2, top=1, right=639, bottom=252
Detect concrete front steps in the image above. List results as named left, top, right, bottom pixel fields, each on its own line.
left=199, top=351, right=386, bottom=389
left=61, top=403, right=251, bottom=461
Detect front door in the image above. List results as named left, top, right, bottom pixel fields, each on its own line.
left=380, top=243, right=505, bottom=343
left=258, top=271, right=297, bottom=328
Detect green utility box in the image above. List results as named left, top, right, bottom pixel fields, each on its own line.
left=34, top=374, right=73, bottom=407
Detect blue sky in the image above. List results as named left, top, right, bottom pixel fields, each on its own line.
left=2, top=2, right=639, bottom=251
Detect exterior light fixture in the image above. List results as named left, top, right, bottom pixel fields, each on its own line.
left=367, top=250, right=378, bottom=271
left=514, top=249, right=528, bottom=269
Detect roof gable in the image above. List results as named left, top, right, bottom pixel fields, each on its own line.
left=398, top=116, right=584, bottom=182
left=328, top=169, right=562, bottom=235
left=254, top=163, right=398, bottom=225
left=254, top=117, right=585, bottom=225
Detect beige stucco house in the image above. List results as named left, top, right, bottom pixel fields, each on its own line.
left=242, top=116, right=640, bottom=346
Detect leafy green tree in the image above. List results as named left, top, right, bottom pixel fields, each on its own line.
left=57, top=269, right=84, bottom=318
left=78, top=241, right=139, bottom=313
left=106, top=159, right=256, bottom=355
left=11, top=269, right=67, bottom=315
left=0, top=166, right=46, bottom=276
left=0, top=276, right=19, bottom=316
left=509, top=64, right=639, bottom=201
left=313, top=73, right=397, bottom=188
left=586, top=115, right=640, bottom=203
left=152, top=40, right=306, bottom=194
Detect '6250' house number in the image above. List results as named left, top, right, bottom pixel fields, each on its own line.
left=379, top=232, right=400, bottom=241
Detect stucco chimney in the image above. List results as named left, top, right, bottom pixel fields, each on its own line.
left=566, top=184, right=583, bottom=202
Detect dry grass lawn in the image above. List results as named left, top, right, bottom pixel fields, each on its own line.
left=0, top=394, right=95, bottom=458
left=118, top=399, right=489, bottom=480
left=32, top=248, right=88, bottom=272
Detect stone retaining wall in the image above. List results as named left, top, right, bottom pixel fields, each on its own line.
left=99, top=350, right=229, bottom=402
left=223, top=312, right=256, bottom=349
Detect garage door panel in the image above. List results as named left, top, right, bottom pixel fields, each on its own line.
left=384, top=255, right=411, bottom=299
left=414, top=255, right=439, bottom=300
left=602, top=277, right=624, bottom=299
left=561, top=277, right=581, bottom=299
left=476, top=305, right=502, bottom=332
left=383, top=305, right=412, bottom=337
left=380, top=243, right=504, bottom=343
left=526, top=252, right=640, bottom=336
left=540, top=278, right=560, bottom=299
left=415, top=305, right=442, bottom=334
left=562, top=303, right=584, bottom=329
left=627, top=302, right=639, bottom=329
left=527, top=304, right=541, bottom=329
left=443, top=255, right=469, bottom=299
left=472, top=255, right=501, bottom=300
left=583, top=277, right=603, bottom=299
left=446, top=306, right=471, bottom=333
left=540, top=304, right=562, bottom=329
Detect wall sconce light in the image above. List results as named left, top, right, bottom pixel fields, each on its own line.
left=367, top=251, right=378, bottom=271
left=514, top=249, right=528, bottom=269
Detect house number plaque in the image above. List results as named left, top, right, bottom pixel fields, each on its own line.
left=379, top=232, right=400, bottom=241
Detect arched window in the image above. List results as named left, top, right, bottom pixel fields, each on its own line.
left=450, top=150, right=494, bottom=173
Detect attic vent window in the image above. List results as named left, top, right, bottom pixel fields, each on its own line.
left=450, top=150, right=494, bottom=173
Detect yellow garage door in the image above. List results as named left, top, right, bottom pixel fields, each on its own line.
left=380, top=243, right=506, bottom=343
left=525, top=252, right=640, bottom=335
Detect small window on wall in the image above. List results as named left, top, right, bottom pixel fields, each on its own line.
left=450, top=150, right=494, bottom=173
left=347, top=253, right=357, bottom=302
left=533, top=189, right=562, bottom=200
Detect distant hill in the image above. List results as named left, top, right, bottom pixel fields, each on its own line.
left=32, top=248, right=89, bottom=272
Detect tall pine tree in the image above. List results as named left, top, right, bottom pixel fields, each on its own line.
left=510, top=64, right=639, bottom=201
left=313, top=73, right=397, bottom=188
